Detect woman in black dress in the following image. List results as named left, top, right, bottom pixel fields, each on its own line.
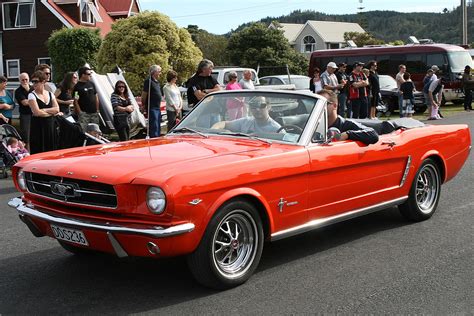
left=111, top=80, right=134, bottom=141
left=28, top=70, right=60, bottom=154
left=54, top=71, right=78, bottom=115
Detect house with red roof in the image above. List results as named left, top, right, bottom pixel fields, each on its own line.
left=0, top=0, right=140, bottom=85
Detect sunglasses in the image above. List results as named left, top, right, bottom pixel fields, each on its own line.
left=44, top=72, right=51, bottom=75
left=85, top=73, right=92, bottom=76
left=250, top=103, right=268, bottom=110
left=31, top=79, right=41, bottom=84
left=21, top=78, right=29, bottom=81
left=117, top=85, right=126, bottom=88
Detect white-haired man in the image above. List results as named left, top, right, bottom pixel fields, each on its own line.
left=141, top=65, right=162, bottom=137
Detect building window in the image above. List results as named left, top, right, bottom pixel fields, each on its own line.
left=2, top=1, right=36, bottom=30
left=6, top=59, right=20, bottom=78
left=303, top=36, right=316, bottom=53
left=80, top=0, right=103, bottom=24
left=327, top=43, right=340, bottom=49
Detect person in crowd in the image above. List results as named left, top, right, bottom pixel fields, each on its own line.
left=14, top=73, right=32, bottom=148
left=348, top=62, right=369, bottom=119
left=34, top=64, right=54, bottom=93
left=309, top=67, right=323, bottom=93
left=239, top=70, right=255, bottom=90
left=187, top=59, right=221, bottom=108
left=225, top=71, right=245, bottom=120
left=28, top=70, right=60, bottom=154
left=399, top=72, right=416, bottom=117
left=141, top=65, right=163, bottom=138
left=55, top=72, right=78, bottom=116
left=73, top=66, right=99, bottom=131
left=395, top=64, right=407, bottom=117
left=0, top=76, right=15, bottom=125
left=422, top=69, right=435, bottom=115
left=163, top=70, right=183, bottom=132
left=362, top=68, right=371, bottom=117
left=429, top=65, right=444, bottom=118
left=335, top=63, right=349, bottom=117
left=6, top=136, right=29, bottom=160
left=111, top=80, right=134, bottom=141
left=211, top=96, right=281, bottom=133
left=317, top=89, right=378, bottom=145
left=427, top=77, right=444, bottom=120
left=321, top=62, right=344, bottom=93
left=367, top=61, right=380, bottom=120
left=462, top=65, right=474, bottom=112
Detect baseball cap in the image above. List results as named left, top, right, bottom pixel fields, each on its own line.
left=354, top=61, right=365, bottom=67
left=431, top=65, right=439, bottom=72
left=327, top=62, right=338, bottom=69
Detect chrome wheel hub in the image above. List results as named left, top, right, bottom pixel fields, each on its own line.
left=415, top=164, right=439, bottom=214
left=212, top=210, right=258, bottom=279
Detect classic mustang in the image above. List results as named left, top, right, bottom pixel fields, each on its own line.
left=8, top=90, right=471, bottom=289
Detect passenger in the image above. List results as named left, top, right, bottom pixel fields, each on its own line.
left=211, top=96, right=281, bottom=133
left=318, top=90, right=379, bottom=145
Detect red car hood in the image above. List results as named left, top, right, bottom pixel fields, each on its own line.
left=18, top=136, right=267, bottom=184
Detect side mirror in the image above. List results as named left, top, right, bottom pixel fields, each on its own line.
left=326, top=127, right=342, bottom=143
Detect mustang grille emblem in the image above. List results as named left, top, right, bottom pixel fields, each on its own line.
left=50, top=182, right=80, bottom=198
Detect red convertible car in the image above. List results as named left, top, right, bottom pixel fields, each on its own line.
left=8, top=90, right=471, bottom=289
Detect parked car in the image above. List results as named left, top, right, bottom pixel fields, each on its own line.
left=259, top=75, right=311, bottom=90
left=211, top=67, right=259, bottom=86
left=8, top=89, right=471, bottom=289
left=378, top=75, right=427, bottom=114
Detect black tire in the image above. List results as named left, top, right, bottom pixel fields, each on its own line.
left=187, top=200, right=264, bottom=289
left=399, top=158, right=441, bottom=221
left=58, top=240, right=95, bottom=255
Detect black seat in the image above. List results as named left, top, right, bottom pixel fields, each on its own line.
left=275, top=114, right=310, bottom=129
left=351, top=119, right=395, bottom=135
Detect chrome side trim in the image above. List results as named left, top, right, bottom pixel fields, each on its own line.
left=8, top=197, right=195, bottom=239
left=271, top=196, right=408, bottom=241
left=399, top=156, right=412, bottom=187
left=107, top=232, right=129, bottom=258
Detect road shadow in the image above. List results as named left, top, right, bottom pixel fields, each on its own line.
left=0, top=207, right=410, bottom=314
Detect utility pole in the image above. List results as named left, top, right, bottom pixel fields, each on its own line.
left=461, top=0, right=468, bottom=45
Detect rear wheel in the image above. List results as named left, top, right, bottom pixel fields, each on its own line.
left=399, top=158, right=441, bottom=221
left=187, top=200, right=264, bottom=289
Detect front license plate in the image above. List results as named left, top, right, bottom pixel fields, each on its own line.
left=50, top=224, right=89, bottom=246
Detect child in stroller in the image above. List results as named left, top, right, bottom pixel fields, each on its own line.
left=0, top=124, right=24, bottom=178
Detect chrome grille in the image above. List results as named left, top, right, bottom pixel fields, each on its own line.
left=25, top=172, right=117, bottom=208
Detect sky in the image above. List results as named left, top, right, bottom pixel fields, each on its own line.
left=140, top=0, right=462, bottom=35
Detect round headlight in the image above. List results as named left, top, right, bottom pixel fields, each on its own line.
left=146, top=187, right=166, bottom=214
left=17, top=168, right=27, bottom=191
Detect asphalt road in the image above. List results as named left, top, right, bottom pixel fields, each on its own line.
left=1, top=113, right=473, bottom=315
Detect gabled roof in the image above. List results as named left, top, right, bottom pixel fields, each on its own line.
left=305, top=21, right=365, bottom=43
left=270, top=23, right=304, bottom=44
left=43, top=0, right=115, bottom=36
left=100, top=0, right=140, bottom=17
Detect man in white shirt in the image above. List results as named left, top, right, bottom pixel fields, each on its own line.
left=395, top=64, right=406, bottom=117
left=321, top=62, right=344, bottom=92
left=239, top=70, right=255, bottom=90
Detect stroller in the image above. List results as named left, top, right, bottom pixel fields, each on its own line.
left=0, top=124, right=23, bottom=178
left=56, top=115, right=110, bottom=149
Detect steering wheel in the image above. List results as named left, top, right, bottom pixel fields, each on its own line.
left=277, top=124, right=303, bottom=134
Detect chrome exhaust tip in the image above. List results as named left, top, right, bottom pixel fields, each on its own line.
left=147, top=242, right=160, bottom=255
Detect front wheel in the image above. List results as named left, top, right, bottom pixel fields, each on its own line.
left=187, top=200, right=264, bottom=289
left=399, top=158, right=441, bottom=221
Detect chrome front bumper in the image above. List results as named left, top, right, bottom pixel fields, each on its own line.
left=8, top=197, right=195, bottom=239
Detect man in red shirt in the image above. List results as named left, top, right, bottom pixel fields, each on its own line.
left=348, top=62, right=369, bottom=118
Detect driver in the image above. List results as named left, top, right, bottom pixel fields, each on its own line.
left=318, top=90, right=379, bottom=145
left=212, top=96, right=281, bottom=133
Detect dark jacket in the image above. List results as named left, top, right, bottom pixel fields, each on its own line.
left=330, top=116, right=379, bottom=145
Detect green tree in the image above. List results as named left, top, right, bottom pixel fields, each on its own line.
left=344, top=32, right=385, bottom=47
left=47, top=27, right=102, bottom=83
left=97, top=12, right=202, bottom=94
left=388, top=40, right=405, bottom=46
left=186, top=25, right=230, bottom=66
left=227, top=23, right=307, bottom=75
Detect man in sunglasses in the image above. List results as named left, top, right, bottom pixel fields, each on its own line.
left=212, top=96, right=281, bottom=133
left=73, top=66, right=100, bottom=131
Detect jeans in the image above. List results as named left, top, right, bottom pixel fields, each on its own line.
left=149, top=107, right=161, bottom=138
left=464, top=89, right=473, bottom=110
left=398, top=93, right=404, bottom=117
left=350, top=98, right=367, bottom=119
left=337, top=93, right=347, bottom=117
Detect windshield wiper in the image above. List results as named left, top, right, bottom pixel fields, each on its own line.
left=216, top=131, right=271, bottom=144
left=171, top=127, right=208, bottom=138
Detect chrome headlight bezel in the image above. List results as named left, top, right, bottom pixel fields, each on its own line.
left=146, top=187, right=166, bottom=214
left=17, top=168, right=27, bottom=191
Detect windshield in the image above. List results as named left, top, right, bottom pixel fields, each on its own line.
left=447, top=51, right=474, bottom=73
left=378, top=75, right=397, bottom=89
left=282, top=77, right=311, bottom=90
left=171, top=92, right=319, bottom=144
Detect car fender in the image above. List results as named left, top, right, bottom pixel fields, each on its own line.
left=419, top=149, right=447, bottom=182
